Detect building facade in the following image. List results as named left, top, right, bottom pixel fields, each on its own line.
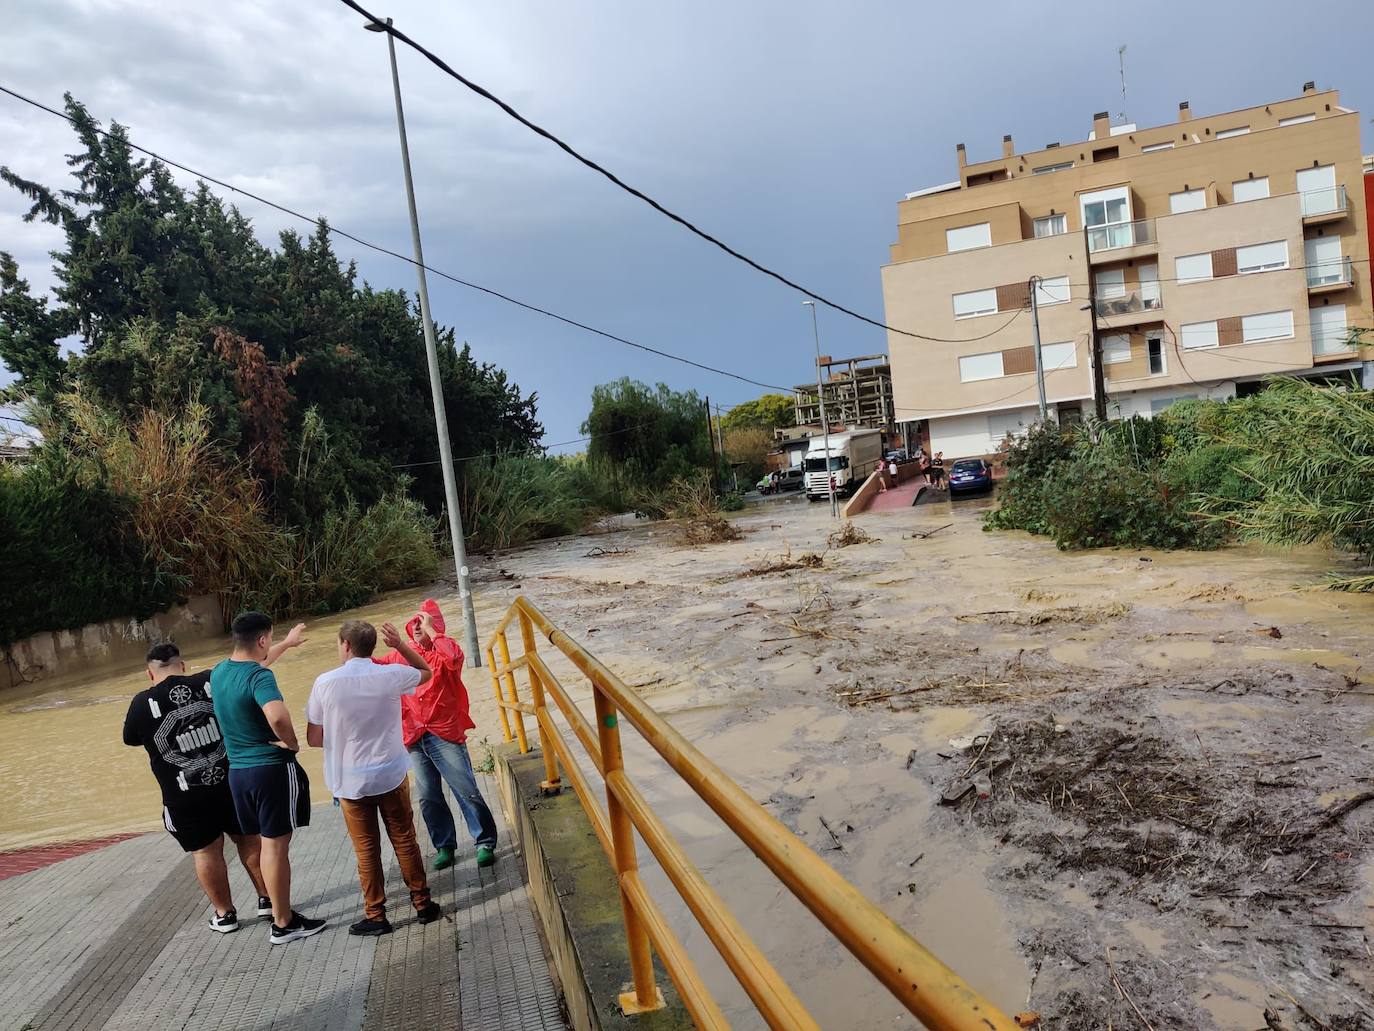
left=881, top=83, right=1371, bottom=459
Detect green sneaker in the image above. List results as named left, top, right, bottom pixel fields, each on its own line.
left=433, top=847, right=455, bottom=871
left=476, top=845, right=496, bottom=868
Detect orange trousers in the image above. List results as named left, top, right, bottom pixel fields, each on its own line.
left=339, top=779, right=432, bottom=920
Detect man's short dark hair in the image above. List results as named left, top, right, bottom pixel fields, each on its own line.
left=146, top=642, right=181, bottom=665
left=231, top=611, right=274, bottom=647
left=338, top=620, right=377, bottom=658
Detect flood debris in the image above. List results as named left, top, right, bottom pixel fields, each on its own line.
left=682, top=512, right=744, bottom=545
left=738, top=545, right=825, bottom=578
left=908, top=522, right=953, bottom=540
left=827, top=521, right=878, bottom=548
left=956, top=603, right=1131, bottom=627
left=584, top=545, right=634, bottom=558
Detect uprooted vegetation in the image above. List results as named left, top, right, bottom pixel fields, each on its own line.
left=827, top=521, right=878, bottom=548
left=642, top=475, right=744, bottom=545
left=942, top=715, right=1374, bottom=905
left=736, top=545, right=826, bottom=578
left=955, top=602, right=1131, bottom=628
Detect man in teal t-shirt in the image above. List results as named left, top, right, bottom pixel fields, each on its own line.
left=211, top=611, right=326, bottom=945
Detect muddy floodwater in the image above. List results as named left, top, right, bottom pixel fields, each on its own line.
left=4, top=497, right=1373, bottom=1028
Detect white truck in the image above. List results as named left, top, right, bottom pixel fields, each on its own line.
left=802, top=428, right=884, bottom=501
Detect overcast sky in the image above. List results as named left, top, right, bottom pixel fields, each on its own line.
left=3, top=0, right=1372, bottom=446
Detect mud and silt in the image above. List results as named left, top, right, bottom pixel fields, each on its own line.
left=4, top=497, right=1373, bottom=1028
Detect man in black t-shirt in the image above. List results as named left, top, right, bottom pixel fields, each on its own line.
left=123, top=642, right=272, bottom=934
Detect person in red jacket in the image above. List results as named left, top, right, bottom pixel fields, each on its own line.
left=377, top=599, right=497, bottom=869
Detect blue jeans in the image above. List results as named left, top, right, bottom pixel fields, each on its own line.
left=408, top=732, right=497, bottom=851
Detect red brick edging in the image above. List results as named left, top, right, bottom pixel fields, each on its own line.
left=0, top=833, right=141, bottom=881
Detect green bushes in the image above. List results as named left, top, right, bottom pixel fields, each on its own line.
left=984, top=381, right=1374, bottom=588
left=985, top=423, right=1212, bottom=550
left=0, top=460, right=174, bottom=645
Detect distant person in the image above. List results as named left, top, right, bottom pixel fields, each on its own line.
left=887, top=457, right=899, bottom=482
left=876, top=462, right=888, bottom=492
left=306, top=621, right=441, bottom=936
left=123, top=642, right=278, bottom=933
left=930, top=451, right=947, bottom=489
left=377, top=600, right=497, bottom=870
left=212, top=611, right=325, bottom=944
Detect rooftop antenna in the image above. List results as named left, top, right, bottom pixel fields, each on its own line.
left=1117, top=44, right=1128, bottom=123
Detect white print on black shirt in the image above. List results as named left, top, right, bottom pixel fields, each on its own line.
left=151, top=687, right=228, bottom=789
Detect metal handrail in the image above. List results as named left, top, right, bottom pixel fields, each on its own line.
left=486, top=595, right=1018, bottom=1030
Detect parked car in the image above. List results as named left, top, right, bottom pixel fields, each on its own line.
left=947, top=458, right=993, bottom=495
left=884, top=448, right=909, bottom=464
left=757, top=466, right=804, bottom=494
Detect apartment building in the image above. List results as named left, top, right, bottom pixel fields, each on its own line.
left=881, top=82, right=1371, bottom=459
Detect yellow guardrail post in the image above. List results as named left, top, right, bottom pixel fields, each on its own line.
left=594, top=685, right=665, bottom=1015
left=519, top=608, right=562, bottom=794
left=495, top=629, right=530, bottom=754
left=486, top=643, right=514, bottom=744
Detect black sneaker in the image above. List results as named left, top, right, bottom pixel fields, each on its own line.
left=209, top=909, right=239, bottom=934
left=415, top=901, right=442, bottom=924
left=270, top=911, right=326, bottom=944
left=256, top=896, right=273, bottom=919
left=348, top=916, right=393, bottom=936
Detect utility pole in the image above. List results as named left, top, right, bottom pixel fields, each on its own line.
left=366, top=16, right=481, bottom=665
left=1028, top=276, right=1048, bottom=423
left=704, top=396, right=720, bottom=492
left=1083, top=231, right=1108, bottom=420
left=802, top=300, right=838, bottom=519
left=714, top=403, right=736, bottom=492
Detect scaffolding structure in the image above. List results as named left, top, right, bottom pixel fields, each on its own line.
left=793, top=354, right=895, bottom=434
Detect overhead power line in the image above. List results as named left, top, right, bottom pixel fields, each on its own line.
left=0, top=83, right=794, bottom=395
left=334, top=0, right=1018, bottom=346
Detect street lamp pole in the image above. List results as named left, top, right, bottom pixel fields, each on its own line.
left=803, top=300, right=838, bottom=519
left=367, top=16, right=482, bottom=666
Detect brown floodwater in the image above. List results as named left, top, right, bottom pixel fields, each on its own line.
left=4, top=497, right=1373, bottom=1028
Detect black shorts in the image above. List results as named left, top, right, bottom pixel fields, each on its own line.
left=162, top=785, right=244, bottom=853
left=229, top=761, right=311, bottom=839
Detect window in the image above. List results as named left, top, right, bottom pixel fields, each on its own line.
left=1040, top=341, right=1078, bottom=370
left=1103, top=333, right=1132, bottom=364
left=1033, top=213, right=1067, bottom=238
left=1147, top=337, right=1166, bottom=375
left=952, top=288, right=998, bottom=319
left=946, top=222, right=992, bottom=252
left=1080, top=186, right=1133, bottom=250
left=1181, top=320, right=1219, bottom=350
left=1139, top=264, right=1161, bottom=308
left=1034, top=276, right=1071, bottom=306
left=1216, top=126, right=1250, bottom=139
left=1232, top=177, right=1270, bottom=202
left=1032, top=161, right=1073, bottom=175
left=1305, top=235, right=1344, bottom=285
left=959, top=351, right=1004, bottom=382
left=1170, top=189, right=1207, bottom=214
left=1310, top=305, right=1349, bottom=355
left=1242, top=311, right=1294, bottom=343
left=1150, top=395, right=1197, bottom=415
left=1279, top=113, right=1316, bottom=126
left=1175, top=253, right=1213, bottom=284
left=1296, top=165, right=1338, bottom=216
left=1093, top=146, right=1119, bottom=162
left=1094, top=268, right=1126, bottom=300
left=1236, top=240, right=1288, bottom=274
left=1141, top=141, right=1174, bottom=153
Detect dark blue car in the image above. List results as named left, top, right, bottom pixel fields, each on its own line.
left=947, top=458, right=993, bottom=494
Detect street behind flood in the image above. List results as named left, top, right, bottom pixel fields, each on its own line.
left=3, top=497, right=1373, bottom=1028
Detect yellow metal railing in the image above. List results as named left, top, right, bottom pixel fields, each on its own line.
left=486, top=596, right=1017, bottom=1031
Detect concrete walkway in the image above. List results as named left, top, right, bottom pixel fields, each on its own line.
left=865, top=477, right=929, bottom=512
left=0, top=769, right=565, bottom=1031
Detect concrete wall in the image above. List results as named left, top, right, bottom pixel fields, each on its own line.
left=3, top=595, right=223, bottom=689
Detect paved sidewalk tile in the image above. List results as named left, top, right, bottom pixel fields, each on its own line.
left=1, top=781, right=568, bottom=1030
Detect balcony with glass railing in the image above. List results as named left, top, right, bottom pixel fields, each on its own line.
left=1301, top=184, right=1349, bottom=222
left=1086, top=218, right=1155, bottom=260
left=1092, top=287, right=1164, bottom=325
left=1306, top=255, right=1354, bottom=293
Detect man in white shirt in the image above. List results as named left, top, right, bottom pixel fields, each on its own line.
left=306, top=620, right=440, bottom=936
